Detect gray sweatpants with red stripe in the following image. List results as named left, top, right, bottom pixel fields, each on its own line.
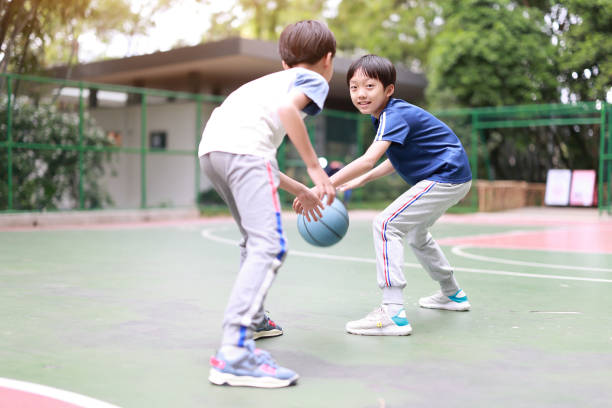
left=200, top=152, right=287, bottom=348
left=374, top=179, right=472, bottom=304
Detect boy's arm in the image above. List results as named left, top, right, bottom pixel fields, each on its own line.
left=292, top=140, right=391, bottom=213
left=278, top=172, right=322, bottom=221
left=277, top=90, right=335, bottom=204
left=339, top=159, right=395, bottom=191
left=328, top=140, right=391, bottom=188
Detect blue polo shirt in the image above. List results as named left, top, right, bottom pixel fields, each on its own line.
left=371, top=98, right=472, bottom=185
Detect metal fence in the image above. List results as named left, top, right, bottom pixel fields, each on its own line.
left=1, top=73, right=222, bottom=212
left=436, top=101, right=611, bottom=213
left=1, top=73, right=610, bottom=214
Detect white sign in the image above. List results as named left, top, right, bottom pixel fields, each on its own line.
left=544, top=169, right=572, bottom=206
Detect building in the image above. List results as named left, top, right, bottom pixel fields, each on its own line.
left=52, top=37, right=426, bottom=110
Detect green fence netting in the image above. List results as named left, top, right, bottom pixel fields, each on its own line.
left=1, top=73, right=610, bottom=214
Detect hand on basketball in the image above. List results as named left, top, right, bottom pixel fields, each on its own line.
left=293, top=189, right=323, bottom=222
left=307, top=167, right=336, bottom=205
left=313, top=183, right=336, bottom=206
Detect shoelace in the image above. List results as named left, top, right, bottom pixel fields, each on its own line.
left=367, top=306, right=385, bottom=318
left=262, top=313, right=277, bottom=327
left=244, top=340, right=279, bottom=368
left=255, top=349, right=279, bottom=368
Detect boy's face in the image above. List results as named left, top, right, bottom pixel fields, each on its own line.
left=348, top=69, right=394, bottom=118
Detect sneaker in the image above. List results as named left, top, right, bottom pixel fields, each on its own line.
left=345, top=306, right=412, bottom=336
left=419, top=289, right=470, bottom=311
left=253, top=313, right=283, bottom=340
left=208, top=340, right=299, bottom=388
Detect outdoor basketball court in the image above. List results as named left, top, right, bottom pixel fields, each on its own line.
left=1, top=207, right=611, bottom=407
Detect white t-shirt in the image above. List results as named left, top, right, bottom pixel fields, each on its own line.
left=198, top=67, right=329, bottom=160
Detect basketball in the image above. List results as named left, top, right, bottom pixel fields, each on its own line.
left=297, top=197, right=349, bottom=247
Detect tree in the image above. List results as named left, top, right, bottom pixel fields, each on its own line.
left=426, top=0, right=559, bottom=108
left=551, top=0, right=612, bottom=102
left=0, top=96, right=114, bottom=210
left=0, top=0, right=181, bottom=76
left=1, top=0, right=85, bottom=75
left=202, top=0, right=326, bottom=41
left=329, top=0, right=442, bottom=72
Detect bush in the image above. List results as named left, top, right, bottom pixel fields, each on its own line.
left=198, top=188, right=224, bottom=205
left=0, top=96, right=114, bottom=211
left=361, top=173, right=408, bottom=202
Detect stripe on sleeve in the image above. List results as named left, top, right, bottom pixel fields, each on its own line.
left=375, top=112, right=387, bottom=141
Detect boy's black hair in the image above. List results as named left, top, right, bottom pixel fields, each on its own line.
left=279, top=20, right=336, bottom=67
left=346, top=54, right=396, bottom=88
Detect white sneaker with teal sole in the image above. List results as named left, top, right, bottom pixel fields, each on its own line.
left=419, top=289, right=470, bottom=311
left=346, top=306, right=412, bottom=336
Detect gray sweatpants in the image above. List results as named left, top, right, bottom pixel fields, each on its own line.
left=200, top=152, right=287, bottom=348
left=373, top=179, right=472, bottom=304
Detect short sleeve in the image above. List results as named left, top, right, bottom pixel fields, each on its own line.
left=292, top=69, right=329, bottom=116
left=373, top=109, right=410, bottom=145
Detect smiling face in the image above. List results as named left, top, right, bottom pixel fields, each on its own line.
left=348, top=69, right=395, bottom=118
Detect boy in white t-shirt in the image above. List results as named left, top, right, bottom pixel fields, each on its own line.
left=200, top=20, right=336, bottom=388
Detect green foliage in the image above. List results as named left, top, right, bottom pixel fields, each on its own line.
left=0, top=0, right=182, bottom=75
left=201, top=0, right=609, bottom=110
left=552, top=0, right=612, bottom=101
left=482, top=124, right=600, bottom=182
left=197, top=188, right=230, bottom=215
left=0, top=0, right=88, bottom=74
left=329, top=0, right=441, bottom=71
left=198, top=188, right=224, bottom=205
left=202, top=0, right=326, bottom=41
left=0, top=96, right=114, bottom=210
left=426, top=0, right=559, bottom=108
left=361, top=173, right=408, bottom=202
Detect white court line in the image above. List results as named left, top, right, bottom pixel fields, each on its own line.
left=0, top=377, right=122, bottom=408
left=200, top=228, right=238, bottom=246
left=451, top=244, right=612, bottom=273
left=200, top=228, right=612, bottom=284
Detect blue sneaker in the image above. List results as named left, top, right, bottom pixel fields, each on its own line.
left=253, top=313, right=283, bottom=340
left=345, top=306, right=412, bottom=336
left=419, top=289, right=471, bottom=311
left=208, top=340, right=299, bottom=388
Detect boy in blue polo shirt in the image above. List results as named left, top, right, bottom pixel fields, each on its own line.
left=296, top=54, right=472, bottom=335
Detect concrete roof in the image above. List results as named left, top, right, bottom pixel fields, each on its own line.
left=51, top=37, right=427, bottom=111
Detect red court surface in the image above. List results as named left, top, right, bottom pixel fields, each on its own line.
left=0, top=386, right=81, bottom=408
left=0, top=379, right=120, bottom=408
left=438, top=223, right=612, bottom=254
left=436, top=207, right=612, bottom=254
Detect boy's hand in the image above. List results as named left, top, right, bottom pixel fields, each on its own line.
left=292, top=189, right=323, bottom=222
left=339, top=175, right=366, bottom=191
left=307, top=166, right=336, bottom=205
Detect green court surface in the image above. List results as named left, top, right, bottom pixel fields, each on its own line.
left=1, top=209, right=611, bottom=407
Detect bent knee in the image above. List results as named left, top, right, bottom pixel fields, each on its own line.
left=373, top=213, right=388, bottom=233
left=276, top=244, right=288, bottom=263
